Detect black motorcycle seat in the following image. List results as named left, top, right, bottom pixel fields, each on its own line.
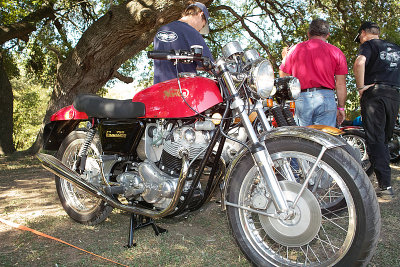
left=73, top=94, right=145, bottom=119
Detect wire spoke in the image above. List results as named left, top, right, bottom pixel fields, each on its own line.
left=235, top=149, right=356, bottom=266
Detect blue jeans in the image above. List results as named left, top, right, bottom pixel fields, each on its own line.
left=294, top=89, right=337, bottom=127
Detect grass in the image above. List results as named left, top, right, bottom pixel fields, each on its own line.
left=0, top=155, right=399, bottom=266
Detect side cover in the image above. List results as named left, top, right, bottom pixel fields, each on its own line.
left=132, top=76, right=223, bottom=118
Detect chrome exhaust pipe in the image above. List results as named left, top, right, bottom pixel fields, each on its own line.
left=36, top=153, right=190, bottom=219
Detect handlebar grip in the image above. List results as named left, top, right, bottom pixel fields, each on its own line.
left=147, top=50, right=174, bottom=60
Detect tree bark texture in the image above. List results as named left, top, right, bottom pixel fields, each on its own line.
left=29, top=0, right=210, bottom=153
left=0, top=52, right=16, bottom=155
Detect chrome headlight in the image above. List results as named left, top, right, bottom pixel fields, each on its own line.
left=247, top=59, right=275, bottom=99
left=274, top=76, right=301, bottom=103
left=242, top=49, right=260, bottom=69
left=222, top=41, right=244, bottom=59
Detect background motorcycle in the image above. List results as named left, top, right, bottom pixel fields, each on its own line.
left=37, top=41, right=380, bottom=266
left=340, top=114, right=400, bottom=178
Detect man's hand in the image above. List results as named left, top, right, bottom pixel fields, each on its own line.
left=336, top=109, right=346, bottom=125
left=358, top=84, right=375, bottom=98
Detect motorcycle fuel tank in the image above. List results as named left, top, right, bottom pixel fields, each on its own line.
left=132, top=77, right=223, bottom=118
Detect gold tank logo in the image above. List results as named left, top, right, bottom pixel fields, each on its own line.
left=163, top=88, right=189, bottom=98
left=106, top=131, right=127, bottom=138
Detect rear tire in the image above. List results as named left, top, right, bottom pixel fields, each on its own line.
left=226, top=137, right=380, bottom=266
left=342, top=129, right=373, bottom=176
left=389, top=132, right=400, bottom=163
left=55, top=130, right=113, bottom=225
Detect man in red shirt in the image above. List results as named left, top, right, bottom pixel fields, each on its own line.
left=279, top=19, right=348, bottom=127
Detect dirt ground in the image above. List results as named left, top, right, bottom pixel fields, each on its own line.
left=0, top=155, right=399, bottom=266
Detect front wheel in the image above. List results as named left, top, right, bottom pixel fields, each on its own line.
left=55, top=130, right=113, bottom=225
left=226, top=138, right=380, bottom=266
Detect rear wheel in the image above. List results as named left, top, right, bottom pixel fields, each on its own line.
left=55, top=130, right=113, bottom=225
left=389, top=132, right=400, bottom=162
left=342, top=129, right=373, bottom=176
left=226, top=138, right=380, bottom=266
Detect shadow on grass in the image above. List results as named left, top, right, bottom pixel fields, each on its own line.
left=0, top=155, right=399, bottom=266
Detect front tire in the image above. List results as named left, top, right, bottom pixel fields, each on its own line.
left=55, top=130, right=113, bottom=225
left=226, top=138, right=380, bottom=266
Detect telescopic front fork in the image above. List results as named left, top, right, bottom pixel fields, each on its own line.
left=220, top=68, right=290, bottom=214
left=232, top=98, right=290, bottom=214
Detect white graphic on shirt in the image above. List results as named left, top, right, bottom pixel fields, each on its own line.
left=156, top=31, right=178, bottom=42
left=380, top=48, right=400, bottom=69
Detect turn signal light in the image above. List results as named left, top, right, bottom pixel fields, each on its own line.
left=266, top=98, right=273, bottom=107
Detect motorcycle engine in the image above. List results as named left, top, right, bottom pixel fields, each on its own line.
left=121, top=122, right=213, bottom=209
left=159, top=125, right=212, bottom=176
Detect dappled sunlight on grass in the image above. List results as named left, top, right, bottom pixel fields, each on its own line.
left=1, top=155, right=398, bottom=266
left=0, top=168, right=64, bottom=226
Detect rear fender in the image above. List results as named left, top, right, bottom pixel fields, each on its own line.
left=43, top=120, right=82, bottom=151
left=43, top=105, right=89, bottom=150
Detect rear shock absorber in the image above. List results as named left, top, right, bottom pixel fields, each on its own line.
left=77, top=128, right=96, bottom=172
left=271, top=106, right=288, bottom=127
left=282, top=106, right=297, bottom=126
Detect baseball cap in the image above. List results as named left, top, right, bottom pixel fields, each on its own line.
left=354, top=22, right=380, bottom=43
left=187, top=2, right=210, bottom=35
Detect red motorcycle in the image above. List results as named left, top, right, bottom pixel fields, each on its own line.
left=37, top=41, right=380, bottom=266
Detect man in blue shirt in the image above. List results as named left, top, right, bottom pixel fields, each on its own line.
left=153, top=2, right=214, bottom=84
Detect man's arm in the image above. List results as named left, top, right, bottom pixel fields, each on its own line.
left=279, top=46, right=292, bottom=77
left=335, top=74, right=347, bottom=125
left=353, top=55, right=366, bottom=89
left=353, top=55, right=374, bottom=97
left=279, top=70, right=290, bottom=77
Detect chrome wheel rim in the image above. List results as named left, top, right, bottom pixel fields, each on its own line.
left=60, top=139, right=102, bottom=214
left=238, top=151, right=356, bottom=266
left=343, top=134, right=371, bottom=172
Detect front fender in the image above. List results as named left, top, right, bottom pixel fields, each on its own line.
left=260, top=126, right=347, bottom=149
left=220, top=126, right=347, bottom=210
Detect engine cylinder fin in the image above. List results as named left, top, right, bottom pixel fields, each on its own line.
left=159, top=150, right=182, bottom=175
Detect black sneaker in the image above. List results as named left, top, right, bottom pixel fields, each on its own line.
left=376, top=186, right=394, bottom=200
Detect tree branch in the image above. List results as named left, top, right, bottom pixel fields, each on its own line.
left=214, top=5, right=277, bottom=69
left=0, top=5, right=56, bottom=45
left=113, top=71, right=133, bottom=83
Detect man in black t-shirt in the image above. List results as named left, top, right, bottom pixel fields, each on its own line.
left=153, top=2, right=214, bottom=84
left=354, top=22, right=400, bottom=200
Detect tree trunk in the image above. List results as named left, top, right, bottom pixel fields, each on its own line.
left=28, top=0, right=210, bottom=154
left=0, top=52, right=16, bottom=155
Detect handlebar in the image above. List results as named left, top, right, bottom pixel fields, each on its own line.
left=147, top=50, right=174, bottom=60
left=148, top=49, right=213, bottom=70
left=148, top=50, right=205, bottom=62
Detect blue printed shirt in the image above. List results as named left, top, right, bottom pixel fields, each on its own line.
left=153, top=21, right=214, bottom=84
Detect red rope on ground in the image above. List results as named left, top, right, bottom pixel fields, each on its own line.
left=0, top=217, right=129, bottom=267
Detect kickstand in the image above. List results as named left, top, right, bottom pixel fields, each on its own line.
left=125, top=213, right=167, bottom=248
